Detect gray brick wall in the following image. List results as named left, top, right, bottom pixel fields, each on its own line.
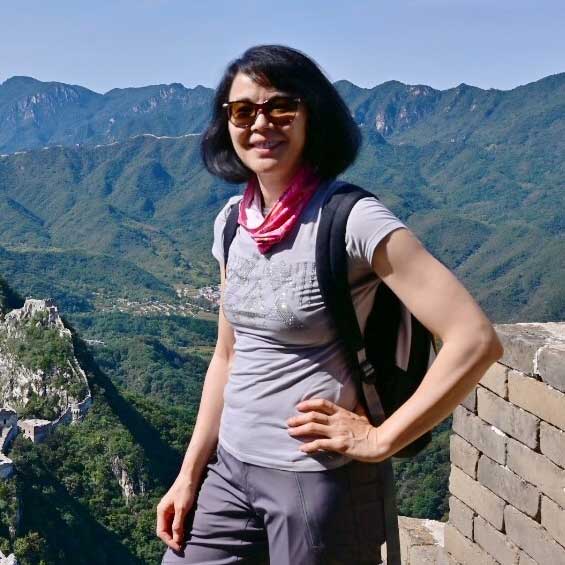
left=444, top=322, right=565, bottom=565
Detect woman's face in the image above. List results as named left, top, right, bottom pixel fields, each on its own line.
left=226, top=72, right=308, bottom=182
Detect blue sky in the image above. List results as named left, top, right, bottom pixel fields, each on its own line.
left=1, top=0, right=564, bottom=94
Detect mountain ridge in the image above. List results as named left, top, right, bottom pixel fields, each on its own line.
left=2, top=72, right=564, bottom=154
left=0, top=70, right=563, bottom=324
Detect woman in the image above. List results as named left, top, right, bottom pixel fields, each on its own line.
left=157, top=44, right=503, bottom=564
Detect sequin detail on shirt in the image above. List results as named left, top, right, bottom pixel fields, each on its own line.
left=223, top=254, right=318, bottom=330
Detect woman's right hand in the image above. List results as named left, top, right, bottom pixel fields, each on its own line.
left=156, top=474, right=197, bottom=553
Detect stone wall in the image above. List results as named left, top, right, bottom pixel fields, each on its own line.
left=0, top=422, right=18, bottom=453
left=444, top=322, right=565, bottom=564
left=0, top=453, right=14, bottom=480
left=17, top=418, right=51, bottom=443
left=51, top=390, right=93, bottom=430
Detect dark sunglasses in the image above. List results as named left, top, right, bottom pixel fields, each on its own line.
left=222, top=96, right=302, bottom=128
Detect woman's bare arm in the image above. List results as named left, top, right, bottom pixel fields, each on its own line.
left=156, top=265, right=234, bottom=551
left=370, top=227, right=503, bottom=458
left=178, top=264, right=235, bottom=482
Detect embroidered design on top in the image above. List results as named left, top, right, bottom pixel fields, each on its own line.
left=224, top=253, right=312, bottom=329
left=266, top=260, right=305, bottom=328
left=224, top=254, right=266, bottom=326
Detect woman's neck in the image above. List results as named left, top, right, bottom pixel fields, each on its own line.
left=256, top=163, right=303, bottom=209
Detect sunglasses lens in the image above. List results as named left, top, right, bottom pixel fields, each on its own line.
left=267, top=97, right=299, bottom=124
left=230, top=102, right=256, bottom=127
left=227, top=97, right=300, bottom=127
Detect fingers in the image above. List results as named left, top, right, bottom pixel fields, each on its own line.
left=287, top=421, right=332, bottom=438
left=299, top=437, right=346, bottom=453
left=286, top=411, right=330, bottom=427
left=295, top=398, right=338, bottom=415
left=156, top=506, right=179, bottom=552
left=156, top=502, right=185, bottom=552
left=172, top=511, right=186, bottom=546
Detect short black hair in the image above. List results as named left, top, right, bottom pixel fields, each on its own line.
left=201, top=44, right=361, bottom=183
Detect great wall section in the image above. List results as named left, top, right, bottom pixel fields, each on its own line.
left=384, top=321, right=565, bottom=564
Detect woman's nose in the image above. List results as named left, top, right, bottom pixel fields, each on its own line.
left=250, top=110, right=271, bottom=131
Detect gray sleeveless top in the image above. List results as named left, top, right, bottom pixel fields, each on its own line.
left=212, top=179, right=408, bottom=471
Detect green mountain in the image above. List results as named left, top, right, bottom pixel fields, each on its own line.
left=0, top=275, right=204, bottom=563
left=3, top=72, right=565, bottom=157
left=1, top=71, right=563, bottom=322
left=0, top=76, right=212, bottom=154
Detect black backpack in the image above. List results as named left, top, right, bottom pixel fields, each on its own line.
left=222, top=180, right=437, bottom=459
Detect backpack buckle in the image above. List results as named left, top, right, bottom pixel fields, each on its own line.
left=359, top=359, right=376, bottom=384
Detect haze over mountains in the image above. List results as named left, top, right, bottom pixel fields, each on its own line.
left=0, top=72, right=564, bottom=324
left=0, top=76, right=209, bottom=153
left=2, top=73, right=565, bottom=153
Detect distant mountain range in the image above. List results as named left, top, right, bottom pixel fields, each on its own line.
left=0, top=72, right=564, bottom=324
left=0, top=76, right=209, bottom=154
left=2, top=73, right=564, bottom=153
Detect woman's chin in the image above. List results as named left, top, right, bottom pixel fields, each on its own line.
left=248, top=159, right=287, bottom=176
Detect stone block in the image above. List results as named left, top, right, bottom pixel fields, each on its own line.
left=537, top=336, right=565, bottom=393
left=473, top=514, right=520, bottom=565
left=479, top=362, right=508, bottom=398
left=461, top=388, right=477, bottom=412
left=504, top=504, right=565, bottom=564
left=495, top=323, right=548, bottom=376
left=449, top=465, right=505, bottom=530
left=450, top=434, right=479, bottom=478
left=507, top=437, right=565, bottom=507
left=384, top=516, right=445, bottom=564
left=540, top=420, right=565, bottom=469
left=448, top=496, right=474, bottom=540
left=396, top=516, right=443, bottom=565
left=452, top=406, right=506, bottom=465
left=444, top=523, right=497, bottom=565
left=540, top=495, right=565, bottom=548
left=477, top=454, right=539, bottom=517
left=508, top=369, right=565, bottom=431
left=477, top=387, right=539, bottom=449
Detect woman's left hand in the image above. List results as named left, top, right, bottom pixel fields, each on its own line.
left=286, top=398, right=389, bottom=462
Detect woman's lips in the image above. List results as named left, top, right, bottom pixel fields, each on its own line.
left=252, top=141, right=284, bottom=154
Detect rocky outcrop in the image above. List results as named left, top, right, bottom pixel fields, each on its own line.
left=0, top=298, right=92, bottom=481
left=0, top=550, right=18, bottom=565
left=0, top=298, right=91, bottom=422
left=0, top=75, right=210, bottom=153
left=110, top=455, right=146, bottom=505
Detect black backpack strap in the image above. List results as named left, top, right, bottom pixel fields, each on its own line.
left=222, top=202, right=240, bottom=272
left=317, top=181, right=402, bottom=565
left=316, top=182, right=380, bottom=384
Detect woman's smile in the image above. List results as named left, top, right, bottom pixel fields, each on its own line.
left=227, top=72, right=307, bottom=190
left=252, top=140, right=285, bottom=155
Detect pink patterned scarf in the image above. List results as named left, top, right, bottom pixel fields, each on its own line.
left=238, top=163, right=322, bottom=254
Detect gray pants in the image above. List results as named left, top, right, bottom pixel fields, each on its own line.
left=161, top=444, right=386, bottom=565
